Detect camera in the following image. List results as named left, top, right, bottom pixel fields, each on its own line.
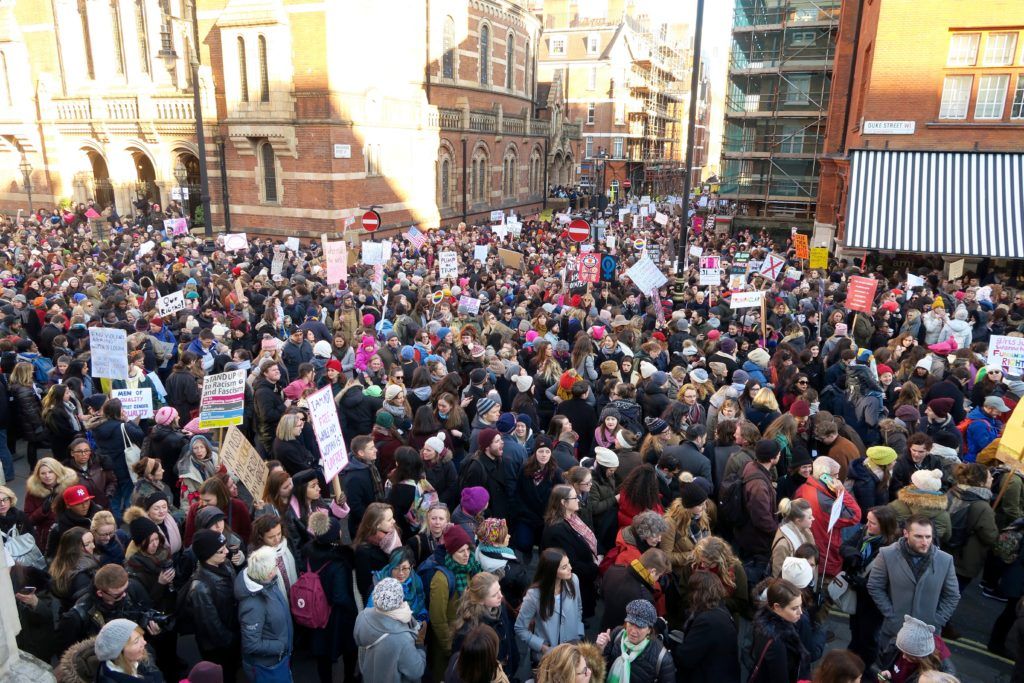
left=142, top=609, right=174, bottom=629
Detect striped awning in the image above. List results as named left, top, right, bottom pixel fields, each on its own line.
left=845, top=149, right=1024, bottom=258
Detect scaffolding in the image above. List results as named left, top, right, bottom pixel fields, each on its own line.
left=719, top=0, right=839, bottom=219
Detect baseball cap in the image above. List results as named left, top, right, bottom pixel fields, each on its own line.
left=62, top=485, right=94, bottom=507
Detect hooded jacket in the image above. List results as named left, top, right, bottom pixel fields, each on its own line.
left=889, top=486, right=953, bottom=545
left=234, top=568, right=294, bottom=666
left=964, top=405, right=1002, bottom=463
left=252, top=375, right=286, bottom=453
left=175, top=435, right=219, bottom=495
left=794, top=476, right=861, bottom=577
left=353, top=606, right=427, bottom=683
left=947, top=484, right=998, bottom=577
left=24, top=464, right=79, bottom=549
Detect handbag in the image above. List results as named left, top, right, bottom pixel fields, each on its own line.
left=748, top=637, right=774, bottom=682
left=122, top=423, right=142, bottom=483
left=827, top=571, right=858, bottom=614
left=1, top=526, right=46, bottom=570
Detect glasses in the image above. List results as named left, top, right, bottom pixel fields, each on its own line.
left=0, top=496, right=10, bottom=504
left=101, top=586, right=128, bottom=601
left=393, top=565, right=412, bottom=575
left=72, top=447, right=92, bottom=454
left=796, top=380, right=808, bottom=385
left=565, top=496, right=579, bottom=501
left=576, top=663, right=592, bottom=677
left=395, top=375, right=405, bottom=380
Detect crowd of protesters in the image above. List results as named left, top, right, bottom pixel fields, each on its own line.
left=1, top=194, right=1020, bottom=683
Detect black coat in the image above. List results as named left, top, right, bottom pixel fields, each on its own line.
left=146, top=425, right=190, bottom=497
left=11, top=383, right=44, bottom=441
left=43, top=406, right=81, bottom=461
left=556, top=398, right=598, bottom=459
left=304, top=540, right=358, bottom=662
left=273, top=437, right=317, bottom=476
left=354, top=541, right=390, bottom=603
left=339, top=385, right=382, bottom=445
left=599, top=562, right=656, bottom=632
left=45, top=503, right=99, bottom=558
left=340, top=458, right=384, bottom=536
left=183, top=562, right=238, bottom=651
left=675, top=606, right=740, bottom=683
left=602, top=628, right=676, bottom=683
left=164, top=368, right=201, bottom=423
left=540, top=520, right=599, bottom=593
left=640, top=387, right=672, bottom=422
left=749, top=608, right=805, bottom=683
left=923, top=380, right=967, bottom=425
left=252, top=376, right=286, bottom=454
left=459, top=452, right=511, bottom=520
left=889, top=453, right=946, bottom=499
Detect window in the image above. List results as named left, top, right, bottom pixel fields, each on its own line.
left=790, top=31, right=815, bottom=47
left=588, top=66, right=597, bottom=90
left=779, top=123, right=806, bottom=153
left=260, top=143, right=277, bottom=202
left=524, top=38, right=531, bottom=95
left=939, top=75, right=972, bottom=119
left=550, top=35, right=566, bottom=56
left=440, top=159, right=450, bottom=207
left=983, top=32, right=1017, bottom=67
left=612, top=137, right=623, bottom=158
left=78, top=0, right=95, bottom=79
left=975, top=74, right=1009, bottom=119
left=237, top=37, right=249, bottom=102
left=947, top=33, right=980, bottom=67
left=1012, top=75, right=1024, bottom=119
left=506, top=32, right=514, bottom=89
left=442, top=17, right=455, bottom=78
left=587, top=102, right=595, bottom=124
left=258, top=35, right=269, bottom=102
left=785, top=74, right=811, bottom=105
left=366, top=144, right=382, bottom=176
left=585, top=136, right=594, bottom=158
left=111, top=1, right=125, bottom=75
left=479, top=24, right=489, bottom=85
left=587, top=33, right=600, bottom=55
left=135, top=0, right=150, bottom=74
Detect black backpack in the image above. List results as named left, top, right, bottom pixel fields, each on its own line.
left=945, top=497, right=975, bottom=552
left=719, top=471, right=753, bottom=528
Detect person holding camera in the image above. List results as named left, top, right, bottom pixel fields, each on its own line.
left=124, top=510, right=180, bottom=675
left=56, top=564, right=161, bottom=655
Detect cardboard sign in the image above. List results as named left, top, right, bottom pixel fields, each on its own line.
left=699, top=256, right=721, bottom=286
left=846, top=275, right=879, bottom=313
left=758, top=253, right=786, bottom=280
left=271, top=251, right=286, bottom=276
left=306, top=386, right=349, bottom=481
left=438, top=251, right=459, bottom=280
left=809, top=247, right=829, bottom=270
left=578, top=253, right=600, bottom=283
left=989, top=335, right=1024, bottom=376
left=198, top=369, right=246, bottom=429
left=323, top=239, right=348, bottom=284
left=457, top=296, right=481, bottom=315
left=223, top=233, right=249, bottom=252
left=111, top=388, right=154, bottom=420
left=949, top=259, right=965, bottom=280
left=498, top=248, right=523, bottom=270
left=689, top=245, right=704, bottom=258
left=625, top=255, right=667, bottom=295
left=89, top=328, right=128, bottom=380
left=219, top=426, right=268, bottom=497
left=730, top=291, right=764, bottom=309
left=793, top=234, right=809, bottom=259
left=156, top=290, right=186, bottom=318
left=473, top=245, right=489, bottom=263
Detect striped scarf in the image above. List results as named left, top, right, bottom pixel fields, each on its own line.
left=444, top=552, right=482, bottom=594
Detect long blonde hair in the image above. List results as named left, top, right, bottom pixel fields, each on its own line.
left=452, top=572, right=500, bottom=632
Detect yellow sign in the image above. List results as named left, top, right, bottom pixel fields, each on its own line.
left=809, top=247, right=829, bottom=270
left=219, top=427, right=268, bottom=497
left=996, top=398, right=1024, bottom=465
left=539, top=209, right=554, bottom=223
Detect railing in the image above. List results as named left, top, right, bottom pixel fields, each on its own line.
left=717, top=177, right=820, bottom=199
left=55, top=99, right=91, bottom=120
left=469, top=111, right=497, bottom=134
left=723, top=133, right=824, bottom=155
left=153, top=97, right=194, bottom=120
left=726, top=93, right=831, bottom=114
left=502, top=116, right=526, bottom=136
left=425, top=108, right=566, bottom=138
left=52, top=95, right=196, bottom=122
left=104, top=98, right=138, bottom=120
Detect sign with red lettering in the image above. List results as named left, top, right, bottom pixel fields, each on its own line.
left=793, top=234, right=809, bottom=259
left=846, top=276, right=879, bottom=313
left=578, top=253, right=600, bottom=283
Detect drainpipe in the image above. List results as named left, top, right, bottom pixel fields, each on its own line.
left=461, top=138, right=468, bottom=225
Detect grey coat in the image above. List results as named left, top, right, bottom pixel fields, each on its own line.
left=867, top=540, right=960, bottom=642
left=353, top=608, right=427, bottom=683
left=514, top=574, right=584, bottom=659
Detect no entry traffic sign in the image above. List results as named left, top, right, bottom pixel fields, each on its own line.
left=361, top=210, right=381, bottom=232
left=568, top=218, right=591, bottom=243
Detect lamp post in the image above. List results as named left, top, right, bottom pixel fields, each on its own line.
left=674, top=0, right=705, bottom=301
left=19, top=156, right=32, bottom=216
left=174, top=160, right=189, bottom=221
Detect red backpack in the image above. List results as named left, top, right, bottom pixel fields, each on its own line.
left=290, top=562, right=331, bottom=629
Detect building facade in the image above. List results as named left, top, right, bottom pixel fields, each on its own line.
left=816, top=0, right=1024, bottom=261
left=719, top=0, right=840, bottom=224
left=0, top=0, right=206, bottom=218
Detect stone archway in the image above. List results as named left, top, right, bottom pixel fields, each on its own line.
left=131, top=149, right=161, bottom=209
left=87, top=150, right=115, bottom=209
left=174, top=151, right=201, bottom=224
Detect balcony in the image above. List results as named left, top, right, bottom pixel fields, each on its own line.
left=51, top=95, right=197, bottom=123
left=427, top=107, right=570, bottom=139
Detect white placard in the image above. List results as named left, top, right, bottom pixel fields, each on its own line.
left=639, top=205, right=650, bottom=217
left=758, top=253, right=786, bottom=280
left=640, top=196, right=651, bottom=205
left=285, top=237, right=300, bottom=252
left=156, top=290, right=186, bottom=317
left=137, top=241, right=156, bottom=258
left=689, top=245, right=704, bottom=258
left=457, top=296, right=481, bottom=315
left=507, top=220, right=522, bottom=237
left=474, top=245, right=489, bottom=263
left=625, top=255, right=668, bottom=295
left=111, top=388, right=153, bottom=420
left=606, top=235, right=617, bottom=249
left=493, top=225, right=508, bottom=239
left=699, top=256, right=721, bottom=286
left=271, top=251, right=286, bottom=276
left=362, top=241, right=385, bottom=265
left=618, top=209, right=629, bottom=223
left=490, top=210, right=505, bottom=223
left=730, top=291, right=764, bottom=309
left=223, top=233, right=249, bottom=252
left=557, top=213, right=572, bottom=225
left=654, top=212, right=669, bottom=226
left=907, top=273, right=925, bottom=289
left=307, top=386, right=349, bottom=481
left=438, top=251, right=459, bottom=280
left=89, top=328, right=129, bottom=380
left=989, top=335, right=1024, bottom=376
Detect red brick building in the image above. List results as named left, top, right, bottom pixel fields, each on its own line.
left=817, top=0, right=1024, bottom=260
left=196, top=0, right=580, bottom=239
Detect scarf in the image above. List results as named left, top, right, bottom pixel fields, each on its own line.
left=859, top=534, right=880, bottom=562
left=608, top=633, right=650, bottom=683
left=384, top=402, right=406, bottom=419
left=566, top=513, right=598, bottom=558
left=629, top=559, right=656, bottom=588
left=65, top=402, right=82, bottom=432
left=898, top=537, right=935, bottom=581
left=376, top=528, right=403, bottom=554
left=378, top=601, right=415, bottom=627
left=444, top=552, right=482, bottom=593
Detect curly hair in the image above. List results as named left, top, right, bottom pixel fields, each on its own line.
left=630, top=510, right=669, bottom=541
left=619, top=464, right=661, bottom=512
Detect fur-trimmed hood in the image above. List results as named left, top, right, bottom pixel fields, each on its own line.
left=54, top=637, right=98, bottom=683
left=26, top=466, right=78, bottom=498
left=897, top=486, right=950, bottom=511
left=578, top=641, right=607, bottom=683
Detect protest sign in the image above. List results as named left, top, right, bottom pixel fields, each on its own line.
left=996, top=400, right=1024, bottom=465
left=89, top=328, right=128, bottom=380
left=489, top=210, right=505, bottom=223
left=198, top=369, right=246, bottom=429
left=438, top=251, right=459, bottom=280
left=271, top=251, right=286, bottom=276
left=137, top=241, right=156, bottom=258
left=457, top=296, right=481, bottom=315
left=285, top=237, right=300, bottom=252
left=163, top=218, right=189, bottom=236
left=618, top=208, right=629, bottom=222
left=758, top=253, right=786, bottom=280
left=728, top=273, right=747, bottom=291
left=306, top=386, right=349, bottom=481
left=625, top=255, right=667, bottom=295
left=730, top=291, right=764, bottom=309
left=156, top=290, right=186, bottom=318
left=793, top=234, right=809, bottom=259
left=699, top=256, right=721, bottom=286
left=606, top=235, right=616, bottom=250
left=219, top=427, right=268, bottom=497
left=223, top=233, right=249, bottom=252
left=405, top=226, right=427, bottom=249
left=846, top=276, right=879, bottom=313
left=989, top=335, right=1024, bottom=376
left=362, top=241, right=385, bottom=265
left=323, top=239, right=347, bottom=284
left=578, top=253, right=600, bottom=283
left=639, top=205, right=650, bottom=217
left=473, top=245, right=489, bottom=263
left=654, top=212, right=669, bottom=226
left=785, top=268, right=802, bottom=282
left=647, top=244, right=662, bottom=265
left=640, top=195, right=651, bottom=205
left=498, top=248, right=522, bottom=269
left=689, top=245, right=704, bottom=258
left=600, top=254, right=617, bottom=282
left=907, top=273, right=925, bottom=290
left=809, top=247, right=829, bottom=270
left=111, top=388, right=154, bottom=420
left=949, top=259, right=965, bottom=280
left=565, top=255, right=587, bottom=294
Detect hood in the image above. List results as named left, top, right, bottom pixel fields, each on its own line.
left=26, top=467, right=78, bottom=498
left=233, top=567, right=273, bottom=600
left=847, top=457, right=881, bottom=482
left=897, top=486, right=950, bottom=511
left=949, top=485, right=993, bottom=514
left=411, top=385, right=432, bottom=400
left=946, top=319, right=971, bottom=333
left=54, top=636, right=99, bottom=683
left=342, top=457, right=369, bottom=474
left=354, top=607, right=418, bottom=645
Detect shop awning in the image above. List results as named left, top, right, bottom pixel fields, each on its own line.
left=845, top=149, right=1024, bottom=258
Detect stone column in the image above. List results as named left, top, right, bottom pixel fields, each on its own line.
left=0, top=535, right=21, bottom=679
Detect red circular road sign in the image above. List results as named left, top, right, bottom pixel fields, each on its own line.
left=567, top=218, right=591, bottom=243
left=361, top=210, right=381, bottom=232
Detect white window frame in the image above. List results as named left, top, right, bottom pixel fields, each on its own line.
left=947, top=33, right=980, bottom=67
left=587, top=102, right=596, bottom=124
left=983, top=32, right=1018, bottom=67
left=790, top=31, right=815, bottom=47
left=785, top=74, right=811, bottom=105
left=549, top=35, right=566, bottom=56
left=587, top=33, right=600, bottom=55
left=585, top=136, right=594, bottom=158
left=612, top=137, right=623, bottom=158
left=1011, top=75, right=1024, bottom=119
left=975, top=74, right=1009, bottom=119
left=938, top=75, right=972, bottom=119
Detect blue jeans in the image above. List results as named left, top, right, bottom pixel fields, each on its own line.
left=0, top=429, right=12, bottom=480
left=244, top=656, right=293, bottom=683
left=112, top=480, right=133, bottom=523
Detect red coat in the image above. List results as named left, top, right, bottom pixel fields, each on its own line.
left=616, top=494, right=663, bottom=529
left=794, top=477, right=861, bottom=577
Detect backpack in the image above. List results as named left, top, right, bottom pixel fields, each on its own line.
left=994, top=521, right=1024, bottom=564
left=945, top=499, right=974, bottom=552
left=718, top=471, right=753, bottom=528
left=290, top=561, right=331, bottom=629
left=416, top=553, right=456, bottom=609
left=28, top=355, right=53, bottom=384
left=956, top=418, right=976, bottom=453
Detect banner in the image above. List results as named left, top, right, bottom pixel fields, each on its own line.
left=223, top=233, right=249, bottom=252
left=285, top=237, right=300, bottom=252
left=578, top=253, right=600, bottom=283
left=699, top=256, right=721, bottom=286
left=438, top=251, right=459, bottom=280
left=473, top=245, right=489, bottom=263
left=306, top=386, right=349, bottom=481
left=600, top=254, right=617, bottom=282
left=219, top=426, right=268, bottom=498
left=989, top=335, right=1024, bottom=376
left=198, top=369, right=246, bottom=429
left=809, top=247, right=829, bottom=270
left=498, top=248, right=522, bottom=270
left=730, top=291, right=764, bottom=309
left=457, top=296, right=481, bottom=315
left=489, top=210, right=505, bottom=223
left=793, top=234, right=809, bottom=259
left=156, top=290, right=186, bottom=318
left=89, top=328, right=128, bottom=380
left=625, top=255, right=667, bottom=295
left=405, top=226, right=427, bottom=249
left=323, top=239, right=348, bottom=284
left=111, top=388, right=154, bottom=420
left=846, top=275, right=879, bottom=313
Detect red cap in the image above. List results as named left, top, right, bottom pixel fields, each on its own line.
left=876, top=364, right=894, bottom=376
left=62, top=485, right=94, bottom=507
left=150, top=316, right=163, bottom=329
left=707, top=329, right=721, bottom=341
left=326, top=359, right=342, bottom=372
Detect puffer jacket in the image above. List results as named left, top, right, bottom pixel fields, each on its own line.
left=234, top=569, right=294, bottom=667
left=54, top=637, right=100, bottom=683
left=24, top=465, right=79, bottom=550
left=889, top=486, right=952, bottom=545
left=11, top=383, right=45, bottom=440
left=947, top=485, right=998, bottom=577
left=601, top=626, right=677, bottom=683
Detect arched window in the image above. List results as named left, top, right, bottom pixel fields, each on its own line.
left=261, top=143, right=277, bottom=202
left=258, top=35, right=269, bottom=102
left=506, top=32, right=514, bottom=89
left=135, top=0, right=150, bottom=75
left=442, top=17, right=455, bottom=79
left=0, top=53, right=10, bottom=106
left=238, top=37, right=249, bottom=102
left=510, top=157, right=516, bottom=196
left=78, top=0, right=95, bottom=79
left=111, top=1, right=125, bottom=75
left=479, top=24, right=489, bottom=85
left=440, top=158, right=450, bottom=207
left=524, top=38, right=531, bottom=96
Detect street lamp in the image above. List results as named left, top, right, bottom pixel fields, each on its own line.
left=19, top=156, right=32, bottom=216
left=174, top=160, right=189, bottom=221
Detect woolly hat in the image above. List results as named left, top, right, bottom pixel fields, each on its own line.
left=896, top=615, right=936, bottom=658
left=755, top=439, right=781, bottom=462
left=307, top=509, right=341, bottom=544
left=525, top=330, right=539, bottom=343
left=748, top=348, right=771, bottom=367
left=732, top=369, right=750, bottom=384
left=443, top=523, right=473, bottom=553
left=375, top=411, right=395, bottom=429
left=928, top=339, right=957, bottom=354
left=516, top=413, right=533, bottom=430
left=639, top=361, right=657, bottom=379
left=916, top=355, right=934, bottom=372
left=594, top=447, right=619, bottom=468
left=185, top=662, right=224, bottom=683
left=895, top=405, right=921, bottom=423
left=876, top=364, right=894, bottom=377
left=856, top=348, right=873, bottom=364
left=95, top=619, right=139, bottom=662
left=707, top=329, right=721, bottom=341
left=720, top=338, right=737, bottom=354
left=911, top=469, right=944, bottom=492
left=326, top=358, right=343, bottom=373
left=591, top=325, right=606, bottom=341
left=834, top=323, right=848, bottom=337
left=689, top=368, right=710, bottom=384
left=790, top=400, right=811, bottom=418
left=624, top=599, right=658, bottom=628
left=927, top=397, right=955, bottom=419
left=372, top=577, right=406, bottom=612
left=866, top=446, right=898, bottom=466
left=469, top=368, right=488, bottom=385
left=363, top=385, right=383, bottom=398
left=195, top=505, right=226, bottom=530
left=782, top=557, right=814, bottom=589
left=514, top=375, right=534, bottom=393
left=534, top=434, right=553, bottom=451
left=461, top=486, right=490, bottom=516
left=424, top=432, right=447, bottom=455
left=650, top=371, right=669, bottom=389
left=476, top=518, right=508, bottom=545
left=476, top=396, right=497, bottom=415
left=192, top=529, right=227, bottom=563
left=384, top=384, right=404, bottom=401
left=496, top=412, right=517, bottom=434
left=154, top=406, right=179, bottom=426
left=680, top=480, right=708, bottom=508
left=600, top=407, right=621, bottom=423
left=400, top=346, right=415, bottom=361
left=616, top=430, right=637, bottom=449
left=477, top=427, right=501, bottom=452
left=313, top=340, right=332, bottom=358
left=129, top=515, right=160, bottom=548
left=362, top=314, right=375, bottom=327
left=645, top=417, right=668, bottom=435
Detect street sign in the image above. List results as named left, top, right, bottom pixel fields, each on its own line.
left=567, top=218, right=591, bottom=243
left=361, top=209, right=381, bottom=232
